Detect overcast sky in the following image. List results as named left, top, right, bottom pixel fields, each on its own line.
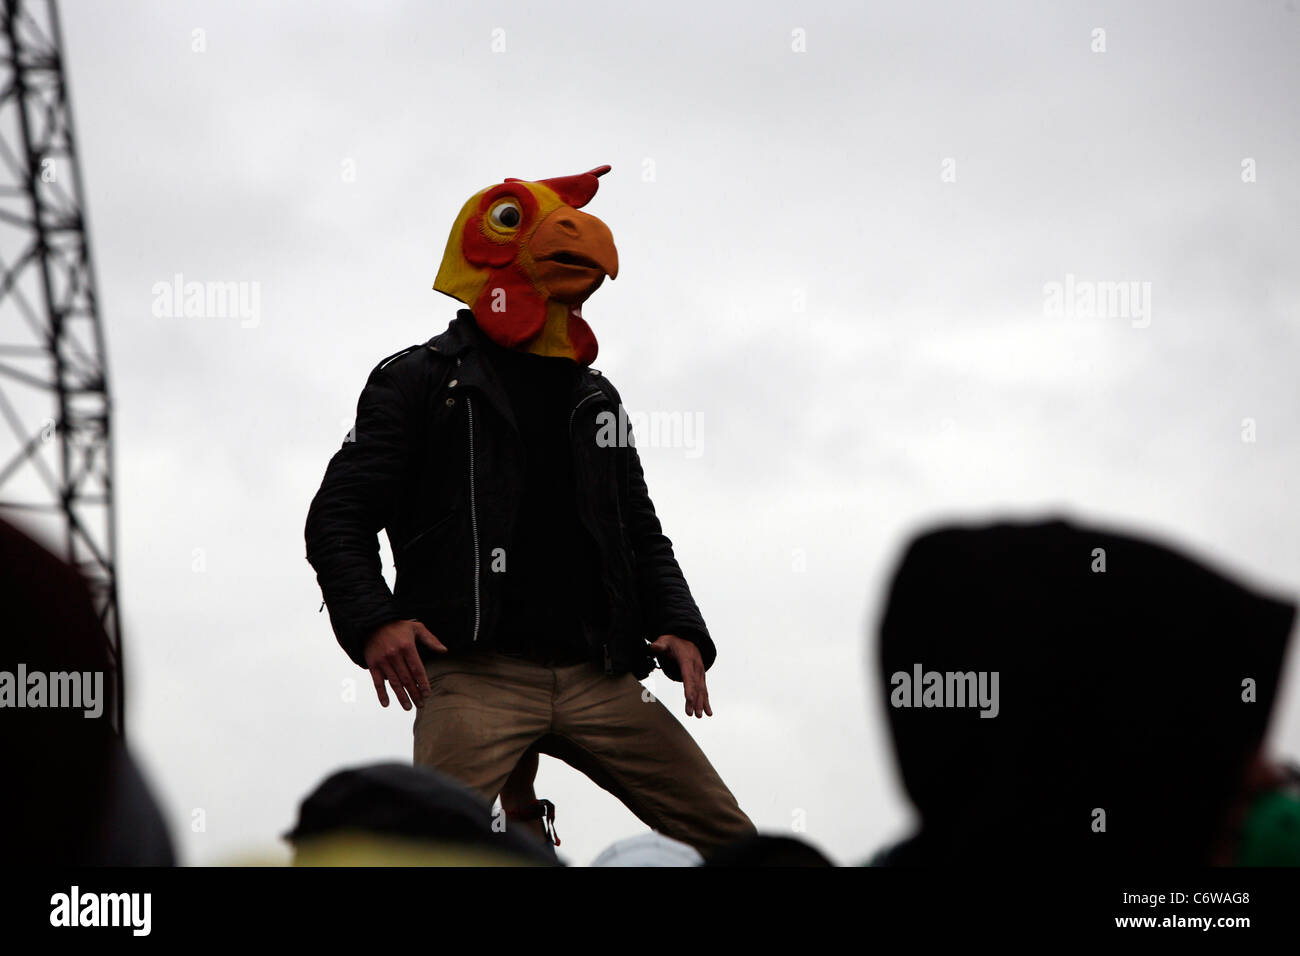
left=37, top=0, right=1300, bottom=864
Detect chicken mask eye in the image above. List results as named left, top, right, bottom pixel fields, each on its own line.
left=488, top=200, right=522, bottom=230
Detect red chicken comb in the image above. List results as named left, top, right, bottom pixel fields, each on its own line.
left=505, top=165, right=611, bottom=209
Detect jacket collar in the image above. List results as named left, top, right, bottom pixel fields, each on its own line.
left=428, top=309, right=609, bottom=433
left=430, top=310, right=515, bottom=432
left=427, top=308, right=490, bottom=359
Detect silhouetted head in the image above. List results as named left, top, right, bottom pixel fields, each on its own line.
left=0, top=517, right=172, bottom=865
left=285, top=762, right=559, bottom=866
left=876, top=517, right=1295, bottom=866
left=705, top=833, right=836, bottom=867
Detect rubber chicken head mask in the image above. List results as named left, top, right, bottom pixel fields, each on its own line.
left=433, top=164, right=619, bottom=366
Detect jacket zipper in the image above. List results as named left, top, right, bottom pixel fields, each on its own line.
left=570, top=388, right=614, bottom=673
left=466, top=395, right=482, bottom=641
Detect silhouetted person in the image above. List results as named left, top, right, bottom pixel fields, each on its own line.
left=705, top=833, right=836, bottom=867
left=0, top=517, right=173, bottom=865
left=285, top=762, right=559, bottom=866
left=872, top=516, right=1297, bottom=866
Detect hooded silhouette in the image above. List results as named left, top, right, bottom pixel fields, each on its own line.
left=875, top=517, right=1295, bottom=866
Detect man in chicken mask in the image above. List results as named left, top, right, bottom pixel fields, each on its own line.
left=306, top=165, right=754, bottom=855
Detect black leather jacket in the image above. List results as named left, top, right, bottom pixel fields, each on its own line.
left=304, top=310, right=714, bottom=681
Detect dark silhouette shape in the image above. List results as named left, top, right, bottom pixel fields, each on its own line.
left=285, top=762, right=560, bottom=866
left=705, top=833, right=836, bottom=867
left=0, top=517, right=172, bottom=864
left=874, top=516, right=1295, bottom=866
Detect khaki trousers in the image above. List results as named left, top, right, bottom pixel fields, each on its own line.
left=412, top=652, right=755, bottom=856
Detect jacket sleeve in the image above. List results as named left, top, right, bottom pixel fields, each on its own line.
left=617, top=391, right=717, bottom=680
left=305, top=360, right=412, bottom=668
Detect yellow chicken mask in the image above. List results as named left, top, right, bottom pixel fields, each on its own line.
left=433, top=164, right=619, bottom=366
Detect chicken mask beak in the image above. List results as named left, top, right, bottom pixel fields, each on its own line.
left=528, top=205, right=619, bottom=304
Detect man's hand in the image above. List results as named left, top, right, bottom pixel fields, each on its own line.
left=363, top=619, right=446, bottom=710
left=649, top=634, right=712, bottom=718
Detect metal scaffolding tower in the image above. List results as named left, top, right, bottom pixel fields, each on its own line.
left=0, top=0, right=121, bottom=732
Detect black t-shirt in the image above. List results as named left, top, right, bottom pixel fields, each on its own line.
left=482, top=340, right=601, bottom=665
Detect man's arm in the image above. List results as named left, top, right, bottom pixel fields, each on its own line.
left=304, top=359, right=444, bottom=707
left=617, top=399, right=717, bottom=716
left=623, top=440, right=716, bottom=664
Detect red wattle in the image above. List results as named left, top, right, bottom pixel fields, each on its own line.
left=567, top=310, right=599, bottom=366
left=471, top=267, right=548, bottom=348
